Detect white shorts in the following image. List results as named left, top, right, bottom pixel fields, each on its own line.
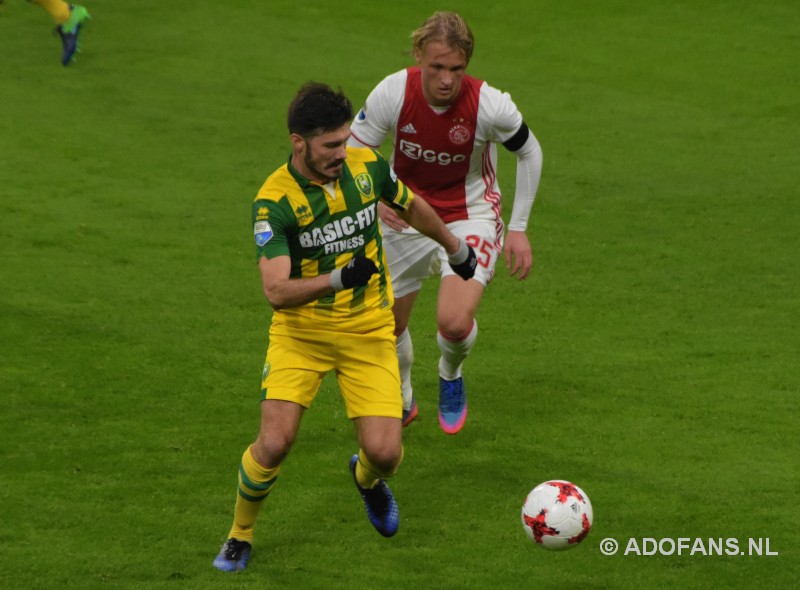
left=382, top=219, right=502, bottom=298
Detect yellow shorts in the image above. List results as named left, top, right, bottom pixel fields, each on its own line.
left=260, top=322, right=401, bottom=419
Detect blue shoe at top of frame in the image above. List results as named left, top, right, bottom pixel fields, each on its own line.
left=55, top=4, right=90, bottom=66
left=213, top=538, right=252, bottom=572
left=349, top=454, right=399, bottom=537
left=438, top=376, right=467, bottom=435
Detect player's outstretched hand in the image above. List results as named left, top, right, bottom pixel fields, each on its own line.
left=378, top=201, right=410, bottom=232
left=448, top=240, right=478, bottom=280
left=330, top=256, right=378, bottom=291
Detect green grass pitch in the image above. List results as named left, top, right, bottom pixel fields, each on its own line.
left=1, top=1, right=798, bottom=588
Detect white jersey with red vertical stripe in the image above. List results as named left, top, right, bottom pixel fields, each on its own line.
left=349, top=67, right=524, bottom=227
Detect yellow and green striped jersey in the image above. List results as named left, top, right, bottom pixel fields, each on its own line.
left=252, top=146, right=414, bottom=332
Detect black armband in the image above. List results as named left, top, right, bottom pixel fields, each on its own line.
left=502, top=122, right=530, bottom=152
left=382, top=198, right=406, bottom=212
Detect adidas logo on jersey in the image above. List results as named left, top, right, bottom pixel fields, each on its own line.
left=400, top=123, right=417, bottom=134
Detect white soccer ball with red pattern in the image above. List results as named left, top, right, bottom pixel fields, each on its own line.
left=521, top=480, right=593, bottom=550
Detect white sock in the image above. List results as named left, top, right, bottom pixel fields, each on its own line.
left=396, top=328, right=414, bottom=411
left=437, top=320, right=478, bottom=381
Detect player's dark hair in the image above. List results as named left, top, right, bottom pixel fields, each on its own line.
left=287, top=82, right=353, bottom=138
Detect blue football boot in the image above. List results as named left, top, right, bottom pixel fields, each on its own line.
left=349, top=454, right=399, bottom=537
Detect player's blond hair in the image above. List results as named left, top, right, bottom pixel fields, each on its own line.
left=411, top=11, right=474, bottom=64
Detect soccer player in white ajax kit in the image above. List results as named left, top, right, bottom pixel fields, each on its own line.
left=348, top=11, right=543, bottom=434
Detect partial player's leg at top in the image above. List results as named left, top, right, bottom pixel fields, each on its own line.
left=349, top=452, right=400, bottom=537
left=54, top=3, right=89, bottom=65
left=29, top=1, right=90, bottom=65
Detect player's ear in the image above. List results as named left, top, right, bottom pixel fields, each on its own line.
left=290, top=133, right=306, bottom=154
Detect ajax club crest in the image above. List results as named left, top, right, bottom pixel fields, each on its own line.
left=448, top=123, right=471, bottom=145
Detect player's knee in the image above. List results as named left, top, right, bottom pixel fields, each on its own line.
left=364, top=442, right=403, bottom=476
left=253, top=431, right=294, bottom=467
left=437, top=314, right=474, bottom=340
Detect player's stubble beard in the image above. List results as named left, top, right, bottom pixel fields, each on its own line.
left=304, top=148, right=344, bottom=184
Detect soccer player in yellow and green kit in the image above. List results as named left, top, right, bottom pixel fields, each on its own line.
left=212, top=82, right=477, bottom=572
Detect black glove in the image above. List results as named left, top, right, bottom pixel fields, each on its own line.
left=448, top=240, right=478, bottom=280
left=330, top=256, right=378, bottom=291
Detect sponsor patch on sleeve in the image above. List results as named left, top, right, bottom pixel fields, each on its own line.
left=254, top=220, right=273, bottom=246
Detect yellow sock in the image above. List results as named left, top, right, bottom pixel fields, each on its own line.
left=355, top=447, right=403, bottom=489
left=227, top=446, right=280, bottom=542
left=30, top=0, right=71, bottom=24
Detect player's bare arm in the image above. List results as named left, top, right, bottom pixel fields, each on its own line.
left=396, top=197, right=477, bottom=280
left=259, top=254, right=377, bottom=309
left=396, top=197, right=460, bottom=255
left=258, top=255, right=334, bottom=309
left=378, top=201, right=410, bottom=232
